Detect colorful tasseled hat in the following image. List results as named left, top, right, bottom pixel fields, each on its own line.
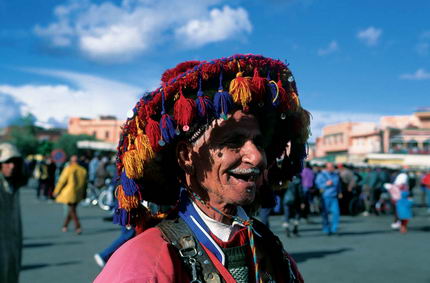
left=114, top=54, right=311, bottom=227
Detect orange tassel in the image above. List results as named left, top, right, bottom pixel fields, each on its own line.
left=116, top=185, right=140, bottom=212
left=134, top=118, right=154, bottom=161
left=123, top=138, right=144, bottom=179
left=290, top=91, right=300, bottom=110
left=229, top=71, right=252, bottom=108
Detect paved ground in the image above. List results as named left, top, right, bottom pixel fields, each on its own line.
left=19, top=187, right=430, bottom=283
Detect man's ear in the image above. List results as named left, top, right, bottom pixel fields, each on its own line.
left=176, top=141, right=194, bottom=174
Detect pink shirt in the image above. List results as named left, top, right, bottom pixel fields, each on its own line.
left=93, top=228, right=189, bottom=283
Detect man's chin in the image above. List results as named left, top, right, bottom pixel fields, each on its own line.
left=235, top=191, right=256, bottom=206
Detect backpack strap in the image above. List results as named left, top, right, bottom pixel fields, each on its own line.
left=251, top=217, right=303, bottom=283
left=157, top=218, right=223, bottom=283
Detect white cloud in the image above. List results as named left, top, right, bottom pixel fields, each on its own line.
left=400, top=68, right=430, bottom=80
left=0, top=69, right=143, bottom=127
left=357, top=27, right=382, bottom=46
left=420, top=31, right=430, bottom=39
left=309, top=110, right=382, bottom=141
left=0, top=93, right=24, bottom=127
left=416, top=42, right=429, bottom=56
left=317, top=40, right=339, bottom=56
left=175, top=6, right=252, bottom=47
left=415, top=31, right=430, bottom=56
left=34, top=0, right=252, bottom=63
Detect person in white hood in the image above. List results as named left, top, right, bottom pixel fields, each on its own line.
left=384, top=169, right=409, bottom=229
left=0, top=143, right=27, bottom=283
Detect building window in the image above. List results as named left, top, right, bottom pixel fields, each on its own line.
left=105, top=131, right=110, bottom=139
left=93, top=130, right=97, bottom=137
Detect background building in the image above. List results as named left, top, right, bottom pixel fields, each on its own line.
left=381, top=109, right=430, bottom=154
left=68, top=116, right=124, bottom=144
left=313, top=109, right=430, bottom=167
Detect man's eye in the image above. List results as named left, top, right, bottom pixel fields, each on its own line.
left=253, top=136, right=265, bottom=149
left=223, top=140, right=244, bottom=149
left=221, top=136, right=245, bottom=148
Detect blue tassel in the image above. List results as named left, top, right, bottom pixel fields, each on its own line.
left=113, top=208, right=128, bottom=226
left=120, top=171, right=138, bottom=196
left=214, top=71, right=233, bottom=119
left=267, top=73, right=279, bottom=107
left=160, top=113, right=176, bottom=144
left=195, top=77, right=214, bottom=119
left=159, top=89, right=177, bottom=146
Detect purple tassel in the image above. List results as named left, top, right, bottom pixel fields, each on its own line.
left=160, top=113, right=176, bottom=144
left=214, top=71, right=233, bottom=119
left=159, top=89, right=177, bottom=145
left=195, top=77, right=214, bottom=118
left=120, top=171, right=138, bottom=196
left=113, top=208, right=128, bottom=226
left=267, top=73, right=279, bottom=107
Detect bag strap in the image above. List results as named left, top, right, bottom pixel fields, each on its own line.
left=251, top=217, right=301, bottom=283
left=157, top=218, right=223, bottom=283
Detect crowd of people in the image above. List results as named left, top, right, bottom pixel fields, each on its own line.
left=2, top=141, right=430, bottom=282
left=260, top=161, right=430, bottom=237
left=2, top=54, right=430, bottom=283
left=24, top=152, right=117, bottom=232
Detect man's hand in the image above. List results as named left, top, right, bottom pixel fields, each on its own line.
left=326, top=180, right=333, bottom=186
left=338, top=193, right=343, bottom=199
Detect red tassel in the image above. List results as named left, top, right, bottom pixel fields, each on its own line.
left=251, top=67, right=266, bottom=102
left=174, top=86, right=196, bottom=131
left=161, top=61, right=201, bottom=83
left=145, top=117, right=161, bottom=151
left=277, top=74, right=289, bottom=111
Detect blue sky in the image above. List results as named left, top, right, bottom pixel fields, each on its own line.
left=1, top=0, right=429, bottom=138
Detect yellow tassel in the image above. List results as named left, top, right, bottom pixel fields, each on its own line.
left=123, top=138, right=144, bottom=179
left=116, top=185, right=139, bottom=212
left=229, top=71, right=252, bottom=108
left=135, top=134, right=154, bottom=160
left=153, top=212, right=168, bottom=220
left=134, top=118, right=154, bottom=161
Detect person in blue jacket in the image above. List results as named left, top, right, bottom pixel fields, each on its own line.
left=316, top=162, right=342, bottom=235
left=396, top=190, right=413, bottom=233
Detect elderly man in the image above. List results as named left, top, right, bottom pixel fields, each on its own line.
left=0, top=143, right=27, bottom=283
left=95, top=54, right=310, bottom=282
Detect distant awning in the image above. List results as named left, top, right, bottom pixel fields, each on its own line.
left=77, top=140, right=116, bottom=152
left=390, top=136, right=403, bottom=143
left=366, top=153, right=430, bottom=168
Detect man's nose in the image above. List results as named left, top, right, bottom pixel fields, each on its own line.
left=241, top=140, right=265, bottom=166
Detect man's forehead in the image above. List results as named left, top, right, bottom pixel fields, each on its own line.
left=210, top=114, right=259, bottom=135
left=193, top=112, right=261, bottom=147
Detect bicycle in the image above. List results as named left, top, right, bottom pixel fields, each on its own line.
left=348, top=187, right=366, bottom=216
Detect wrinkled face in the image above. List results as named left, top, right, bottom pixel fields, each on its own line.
left=191, top=110, right=267, bottom=206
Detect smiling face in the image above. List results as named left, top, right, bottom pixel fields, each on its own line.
left=186, top=110, right=267, bottom=208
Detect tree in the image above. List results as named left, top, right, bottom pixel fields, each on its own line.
left=54, top=134, right=96, bottom=156
left=37, top=140, right=54, bottom=156
left=8, top=114, right=39, bottom=156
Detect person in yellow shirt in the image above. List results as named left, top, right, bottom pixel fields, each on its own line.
left=53, top=155, right=87, bottom=234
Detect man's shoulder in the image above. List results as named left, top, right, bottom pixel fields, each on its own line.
left=115, top=227, right=167, bottom=256
left=94, top=227, right=176, bottom=283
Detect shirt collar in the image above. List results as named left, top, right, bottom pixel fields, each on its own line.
left=191, top=200, right=249, bottom=241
